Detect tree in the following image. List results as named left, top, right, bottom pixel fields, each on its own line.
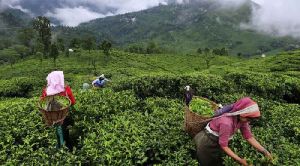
left=32, top=16, right=51, bottom=56
left=202, top=48, right=216, bottom=69
left=127, top=44, right=145, bottom=54
left=17, top=28, right=35, bottom=47
left=57, top=38, right=65, bottom=52
left=49, top=43, right=59, bottom=67
left=13, top=45, right=30, bottom=59
left=0, top=48, right=19, bottom=67
left=100, top=40, right=112, bottom=56
left=35, top=52, right=43, bottom=63
left=0, top=39, right=13, bottom=50
left=220, top=47, right=229, bottom=56
left=82, top=37, right=96, bottom=53
left=197, top=48, right=202, bottom=54
left=69, top=38, right=81, bottom=48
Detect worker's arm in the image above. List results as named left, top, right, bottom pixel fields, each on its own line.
left=221, top=146, right=249, bottom=166
left=246, top=137, right=272, bottom=159
left=219, top=124, right=249, bottom=165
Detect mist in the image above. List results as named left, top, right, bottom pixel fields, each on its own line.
left=1, top=0, right=300, bottom=38
left=246, top=0, right=300, bottom=38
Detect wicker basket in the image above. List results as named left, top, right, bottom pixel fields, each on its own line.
left=38, top=95, right=71, bottom=126
left=184, top=96, right=219, bottom=137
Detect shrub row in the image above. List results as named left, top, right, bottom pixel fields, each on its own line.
left=0, top=77, right=44, bottom=98
left=113, top=72, right=300, bottom=104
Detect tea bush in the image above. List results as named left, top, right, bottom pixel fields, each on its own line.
left=0, top=77, right=43, bottom=98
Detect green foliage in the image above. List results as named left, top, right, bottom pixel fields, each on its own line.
left=100, top=40, right=112, bottom=56
left=0, top=48, right=19, bottom=67
left=13, top=45, right=30, bottom=59
left=81, top=37, right=96, bottom=53
left=55, top=2, right=300, bottom=55
left=113, top=74, right=233, bottom=100
left=190, top=98, right=214, bottom=116
left=49, top=43, right=59, bottom=66
left=0, top=48, right=299, bottom=165
left=35, top=52, right=43, bottom=62
left=32, top=16, right=51, bottom=55
left=0, top=77, right=43, bottom=97
left=56, top=38, right=65, bottom=52
left=17, top=28, right=35, bottom=47
left=223, top=71, right=300, bottom=103
left=202, top=48, right=217, bottom=69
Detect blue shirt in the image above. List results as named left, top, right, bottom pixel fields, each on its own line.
left=92, top=79, right=108, bottom=87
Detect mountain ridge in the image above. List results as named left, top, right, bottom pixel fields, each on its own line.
left=54, top=1, right=299, bottom=55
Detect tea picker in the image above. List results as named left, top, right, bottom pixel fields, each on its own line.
left=183, top=88, right=273, bottom=166
left=184, top=85, right=193, bottom=106
left=39, top=71, right=76, bottom=149
left=92, top=74, right=111, bottom=88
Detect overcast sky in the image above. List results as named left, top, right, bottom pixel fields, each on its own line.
left=1, top=0, right=300, bottom=38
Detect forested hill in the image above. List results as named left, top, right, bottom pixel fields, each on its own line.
left=54, top=0, right=300, bottom=55
left=0, top=8, right=32, bottom=48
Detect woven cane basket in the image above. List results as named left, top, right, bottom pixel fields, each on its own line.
left=184, top=96, right=218, bottom=137
left=38, top=95, right=71, bottom=126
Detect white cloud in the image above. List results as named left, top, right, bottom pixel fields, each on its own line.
left=9, top=5, right=30, bottom=13
left=45, top=7, right=108, bottom=27
left=246, top=0, right=300, bottom=38
left=214, top=0, right=247, bottom=8
left=0, top=0, right=20, bottom=11
left=1, top=0, right=300, bottom=38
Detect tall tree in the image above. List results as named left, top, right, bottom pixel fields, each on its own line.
left=17, top=28, right=35, bottom=47
left=69, top=38, right=81, bottom=48
left=49, top=43, right=59, bottom=67
left=82, top=37, right=96, bottom=53
left=57, top=38, right=65, bottom=52
left=100, top=40, right=112, bottom=56
left=32, top=16, right=51, bottom=56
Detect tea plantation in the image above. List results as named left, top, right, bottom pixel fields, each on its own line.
left=0, top=50, right=299, bottom=165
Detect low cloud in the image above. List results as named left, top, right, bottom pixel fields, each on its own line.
left=45, top=7, right=108, bottom=27
left=246, top=0, right=300, bottom=38
left=1, top=0, right=300, bottom=38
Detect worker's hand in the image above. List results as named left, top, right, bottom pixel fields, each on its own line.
left=264, top=151, right=273, bottom=161
left=239, top=158, right=249, bottom=166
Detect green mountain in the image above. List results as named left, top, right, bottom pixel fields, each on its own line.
left=56, top=1, right=299, bottom=55
left=0, top=8, right=32, bottom=47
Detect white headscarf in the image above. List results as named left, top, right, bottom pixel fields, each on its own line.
left=46, top=71, right=65, bottom=96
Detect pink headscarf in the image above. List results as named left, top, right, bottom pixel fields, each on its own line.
left=46, top=71, right=65, bottom=96
left=231, top=97, right=260, bottom=118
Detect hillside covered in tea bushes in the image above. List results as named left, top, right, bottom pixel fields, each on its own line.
left=0, top=49, right=300, bottom=165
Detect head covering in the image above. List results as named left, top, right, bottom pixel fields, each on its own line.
left=218, top=104, right=223, bottom=109
left=46, top=71, right=65, bottom=96
left=99, top=74, right=105, bottom=79
left=82, top=83, right=90, bottom=90
left=184, top=85, right=190, bottom=91
left=231, top=97, right=260, bottom=118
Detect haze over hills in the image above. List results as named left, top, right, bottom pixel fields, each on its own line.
left=54, top=1, right=300, bottom=55
left=1, top=0, right=300, bottom=55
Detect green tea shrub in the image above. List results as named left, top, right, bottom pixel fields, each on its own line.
left=224, top=72, right=300, bottom=103
left=0, top=77, right=43, bottom=97
left=113, top=74, right=234, bottom=100
left=189, top=98, right=214, bottom=116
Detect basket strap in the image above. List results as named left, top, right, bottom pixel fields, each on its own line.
left=212, top=104, right=259, bottom=120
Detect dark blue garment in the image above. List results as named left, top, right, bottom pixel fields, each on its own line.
left=184, top=91, right=193, bottom=106
left=214, top=104, right=234, bottom=117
